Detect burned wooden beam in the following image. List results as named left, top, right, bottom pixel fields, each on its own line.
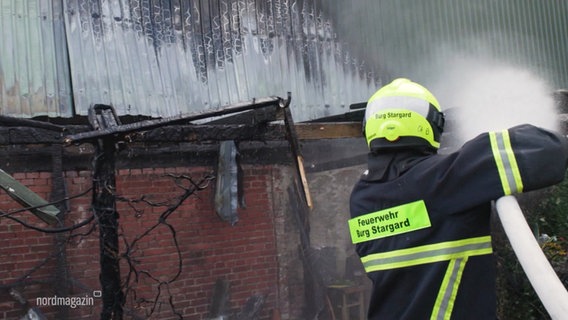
left=92, top=137, right=124, bottom=320
left=0, top=122, right=363, bottom=148
left=51, top=145, right=71, bottom=320
left=126, top=121, right=362, bottom=143
left=127, top=124, right=278, bottom=143
left=121, top=122, right=363, bottom=143
left=63, top=96, right=287, bottom=145
left=88, top=105, right=125, bottom=320
left=0, top=115, right=67, bottom=132
left=0, top=127, right=68, bottom=145
left=203, top=104, right=283, bottom=125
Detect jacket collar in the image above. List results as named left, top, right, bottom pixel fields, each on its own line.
left=362, top=149, right=433, bottom=182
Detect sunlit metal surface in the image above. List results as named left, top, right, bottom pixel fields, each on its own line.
left=0, top=0, right=72, bottom=117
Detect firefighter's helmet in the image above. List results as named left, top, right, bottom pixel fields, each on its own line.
left=364, top=78, right=445, bottom=152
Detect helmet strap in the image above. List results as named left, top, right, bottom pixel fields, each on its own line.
left=427, top=104, right=445, bottom=133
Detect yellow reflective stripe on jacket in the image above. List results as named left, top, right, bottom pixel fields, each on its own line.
left=360, top=236, right=492, bottom=272
left=489, top=130, right=524, bottom=195
left=430, top=257, right=468, bottom=320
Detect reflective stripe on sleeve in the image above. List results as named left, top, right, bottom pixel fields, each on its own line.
left=360, top=236, right=492, bottom=273
left=489, top=130, right=524, bottom=195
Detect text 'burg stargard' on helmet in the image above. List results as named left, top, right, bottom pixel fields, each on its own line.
left=364, top=78, right=445, bottom=152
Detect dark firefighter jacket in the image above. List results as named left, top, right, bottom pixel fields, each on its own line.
left=349, top=124, right=568, bottom=320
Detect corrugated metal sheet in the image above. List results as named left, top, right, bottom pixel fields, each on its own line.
left=1, top=0, right=568, bottom=120
left=63, top=0, right=379, bottom=120
left=0, top=0, right=72, bottom=117
left=325, top=0, right=568, bottom=91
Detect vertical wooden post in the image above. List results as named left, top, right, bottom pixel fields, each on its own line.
left=89, top=104, right=124, bottom=320
left=51, top=145, right=70, bottom=320
left=92, top=137, right=124, bottom=320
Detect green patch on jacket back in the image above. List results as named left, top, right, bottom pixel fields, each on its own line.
left=349, top=200, right=431, bottom=244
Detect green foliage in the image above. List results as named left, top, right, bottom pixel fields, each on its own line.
left=496, top=172, right=568, bottom=319
left=536, top=174, right=568, bottom=239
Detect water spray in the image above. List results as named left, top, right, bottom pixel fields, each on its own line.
left=433, top=58, right=568, bottom=319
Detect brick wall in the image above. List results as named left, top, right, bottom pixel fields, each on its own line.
left=0, top=165, right=297, bottom=320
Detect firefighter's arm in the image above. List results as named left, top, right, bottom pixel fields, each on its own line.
left=427, top=124, right=567, bottom=212
left=497, top=124, right=568, bottom=193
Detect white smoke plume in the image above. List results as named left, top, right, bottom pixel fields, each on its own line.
left=430, top=56, right=560, bottom=146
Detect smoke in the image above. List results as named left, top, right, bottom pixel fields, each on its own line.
left=430, top=56, right=560, bottom=147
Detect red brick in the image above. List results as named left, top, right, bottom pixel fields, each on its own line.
left=0, top=166, right=281, bottom=320
left=11, top=172, right=26, bottom=179
left=39, top=172, right=51, bottom=179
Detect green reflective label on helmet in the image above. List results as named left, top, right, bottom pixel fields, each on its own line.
left=348, top=200, right=431, bottom=244
left=365, top=109, right=440, bottom=148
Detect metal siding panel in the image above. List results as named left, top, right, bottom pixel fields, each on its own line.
left=3, top=1, right=568, bottom=119
left=63, top=0, right=379, bottom=120
left=0, top=0, right=72, bottom=118
left=329, top=0, right=568, bottom=90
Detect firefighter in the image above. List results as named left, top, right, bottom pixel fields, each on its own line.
left=349, top=78, right=568, bottom=319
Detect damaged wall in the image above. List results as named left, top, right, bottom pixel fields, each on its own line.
left=308, top=166, right=366, bottom=281
left=302, top=137, right=371, bottom=317
left=0, top=164, right=306, bottom=320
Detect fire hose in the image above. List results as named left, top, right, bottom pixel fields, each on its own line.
left=496, top=196, right=568, bottom=319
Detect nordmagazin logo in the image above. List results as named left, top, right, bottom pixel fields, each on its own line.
left=36, top=292, right=99, bottom=309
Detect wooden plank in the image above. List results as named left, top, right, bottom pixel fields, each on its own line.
left=0, top=168, right=60, bottom=224
left=283, top=106, right=313, bottom=209
left=294, top=122, right=362, bottom=140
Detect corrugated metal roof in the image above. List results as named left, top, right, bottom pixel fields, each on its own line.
left=1, top=0, right=567, bottom=120
left=325, top=0, right=568, bottom=90
left=63, top=0, right=379, bottom=120
left=0, top=0, right=72, bottom=117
